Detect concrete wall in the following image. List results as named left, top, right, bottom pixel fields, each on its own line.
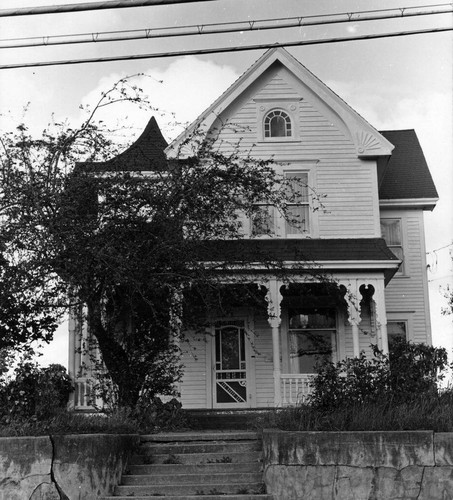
left=263, top=430, right=453, bottom=500
left=0, top=434, right=139, bottom=500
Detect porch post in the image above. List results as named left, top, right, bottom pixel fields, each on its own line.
left=373, top=279, right=389, bottom=355
left=264, top=279, right=282, bottom=407
left=270, top=318, right=282, bottom=407
left=341, top=279, right=361, bottom=357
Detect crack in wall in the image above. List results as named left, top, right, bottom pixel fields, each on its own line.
left=415, top=465, right=426, bottom=500
left=49, top=435, right=70, bottom=500
left=28, top=479, right=54, bottom=500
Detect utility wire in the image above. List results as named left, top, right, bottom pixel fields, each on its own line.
left=427, top=242, right=453, bottom=254
left=0, top=0, right=221, bottom=18
left=0, top=26, right=451, bottom=70
left=1, top=4, right=451, bottom=49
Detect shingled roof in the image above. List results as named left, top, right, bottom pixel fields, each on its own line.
left=379, top=129, right=438, bottom=201
left=196, top=238, right=400, bottom=284
left=79, top=116, right=168, bottom=172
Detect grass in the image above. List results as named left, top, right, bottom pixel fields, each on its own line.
left=0, top=400, right=192, bottom=437
left=257, top=390, right=453, bottom=432
left=0, top=408, right=140, bottom=437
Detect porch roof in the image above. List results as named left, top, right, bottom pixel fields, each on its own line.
left=198, top=237, right=400, bottom=284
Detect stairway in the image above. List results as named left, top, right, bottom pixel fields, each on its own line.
left=101, top=430, right=273, bottom=499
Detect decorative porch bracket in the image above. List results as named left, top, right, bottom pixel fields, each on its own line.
left=261, top=279, right=283, bottom=407
left=339, top=277, right=389, bottom=357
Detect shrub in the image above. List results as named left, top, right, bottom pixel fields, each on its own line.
left=133, top=396, right=191, bottom=432
left=308, top=339, right=449, bottom=410
left=0, top=361, right=73, bottom=422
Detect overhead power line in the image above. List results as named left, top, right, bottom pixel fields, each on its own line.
left=1, top=26, right=451, bottom=70
left=1, top=3, right=451, bottom=49
left=0, top=0, right=221, bottom=18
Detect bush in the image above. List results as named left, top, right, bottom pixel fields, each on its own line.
left=267, top=388, right=453, bottom=432
left=0, top=361, right=73, bottom=422
left=133, top=397, right=191, bottom=432
left=308, top=339, right=450, bottom=410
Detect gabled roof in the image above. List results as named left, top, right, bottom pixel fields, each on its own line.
left=166, top=47, right=394, bottom=159
left=379, top=129, right=438, bottom=209
left=78, top=116, right=168, bottom=172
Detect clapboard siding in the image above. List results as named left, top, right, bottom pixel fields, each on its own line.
left=382, top=209, right=432, bottom=343
left=253, top=314, right=275, bottom=407
left=210, top=65, right=379, bottom=239
left=179, top=334, right=208, bottom=409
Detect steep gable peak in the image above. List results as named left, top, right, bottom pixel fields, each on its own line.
left=166, top=47, right=393, bottom=159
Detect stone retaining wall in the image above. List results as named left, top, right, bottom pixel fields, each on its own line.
left=0, top=433, right=139, bottom=500
left=263, top=430, right=453, bottom=499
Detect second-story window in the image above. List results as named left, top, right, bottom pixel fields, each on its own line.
left=381, top=218, right=404, bottom=274
left=285, top=172, right=309, bottom=236
left=251, top=171, right=310, bottom=237
left=251, top=204, right=275, bottom=236
left=264, top=109, right=292, bottom=138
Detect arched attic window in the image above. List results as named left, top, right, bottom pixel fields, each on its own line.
left=264, top=109, right=292, bottom=138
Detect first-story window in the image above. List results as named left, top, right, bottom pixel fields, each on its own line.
left=288, top=308, right=336, bottom=374
left=387, top=320, right=407, bottom=347
left=381, top=218, right=404, bottom=274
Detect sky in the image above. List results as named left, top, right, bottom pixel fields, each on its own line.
left=0, top=0, right=452, bottom=367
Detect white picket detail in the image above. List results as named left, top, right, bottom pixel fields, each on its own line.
left=281, top=374, right=315, bottom=405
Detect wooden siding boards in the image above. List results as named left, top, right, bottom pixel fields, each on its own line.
left=253, top=314, right=275, bottom=407
left=212, top=65, right=379, bottom=239
left=381, top=208, right=432, bottom=344
left=179, top=335, right=208, bottom=409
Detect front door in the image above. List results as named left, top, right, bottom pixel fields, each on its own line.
left=212, top=320, right=251, bottom=408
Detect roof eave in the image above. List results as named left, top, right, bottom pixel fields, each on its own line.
left=380, top=197, right=438, bottom=211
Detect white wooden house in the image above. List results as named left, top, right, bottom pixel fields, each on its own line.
left=69, top=48, right=438, bottom=410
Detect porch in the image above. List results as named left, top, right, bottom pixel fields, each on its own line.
left=69, top=273, right=396, bottom=411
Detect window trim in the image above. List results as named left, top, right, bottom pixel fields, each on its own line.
left=282, top=306, right=339, bottom=374
left=380, top=217, right=405, bottom=275
left=386, top=312, right=414, bottom=342
left=254, top=98, right=301, bottom=142
left=264, top=109, right=292, bottom=139
left=284, top=170, right=310, bottom=237
left=249, top=163, right=318, bottom=239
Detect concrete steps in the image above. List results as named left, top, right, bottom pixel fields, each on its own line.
left=187, top=409, right=272, bottom=430
left=101, top=431, right=272, bottom=500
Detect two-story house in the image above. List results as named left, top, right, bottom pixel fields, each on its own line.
left=68, top=47, right=438, bottom=410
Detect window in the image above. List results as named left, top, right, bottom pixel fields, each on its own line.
left=251, top=171, right=310, bottom=237
left=288, top=308, right=336, bottom=374
left=387, top=320, right=407, bottom=347
left=285, top=172, right=309, bottom=235
left=251, top=204, right=275, bottom=236
left=381, top=218, right=404, bottom=274
left=264, top=109, right=292, bottom=138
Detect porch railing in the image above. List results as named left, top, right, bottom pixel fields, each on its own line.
left=281, top=374, right=315, bottom=405
left=72, top=377, right=102, bottom=411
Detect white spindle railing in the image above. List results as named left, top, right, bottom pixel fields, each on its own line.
left=72, top=377, right=102, bottom=410
left=281, top=374, right=315, bottom=405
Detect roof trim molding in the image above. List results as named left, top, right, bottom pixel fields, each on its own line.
left=207, top=259, right=401, bottom=270
left=380, top=198, right=438, bottom=211
left=166, top=47, right=394, bottom=159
